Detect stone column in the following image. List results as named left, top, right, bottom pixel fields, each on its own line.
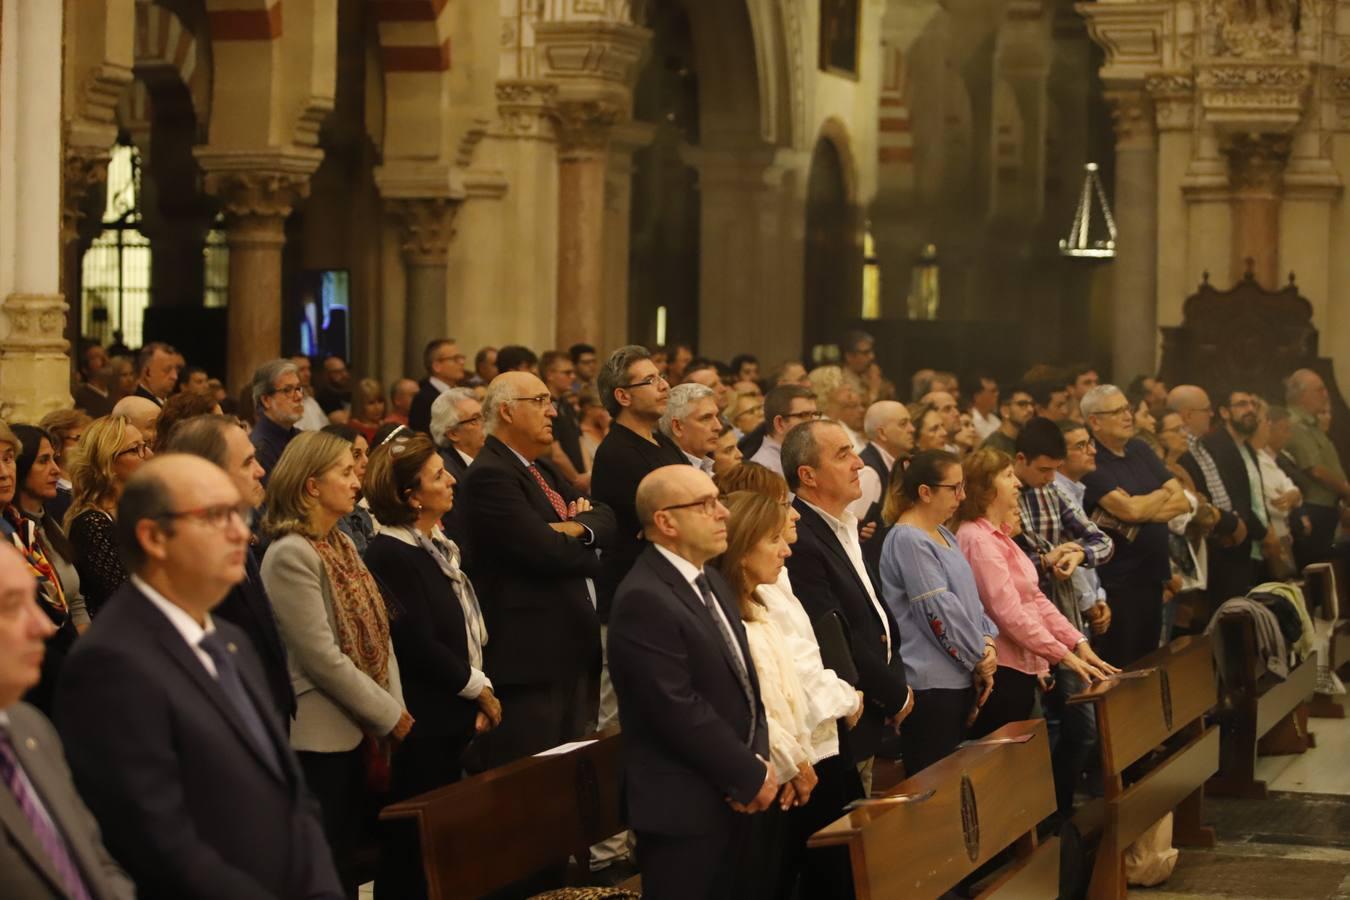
left=602, top=121, right=655, bottom=351
left=202, top=169, right=311, bottom=391
left=1105, top=89, right=1159, bottom=381
left=1222, top=133, right=1290, bottom=289
left=61, top=149, right=111, bottom=353
left=555, top=101, right=619, bottom=350
left=387, top=197, right=458, bottom=373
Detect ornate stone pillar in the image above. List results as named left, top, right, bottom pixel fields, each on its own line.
left=387, top=197, right=459, bottom=373
left=1105, top=89, right=1159, bottom=381
left=1222, top=133, right=1290, bottom=288
left=602, top=121, right=655, bottom=351
left=534, top=19, right=650, bottom=349
left=201, top=167, right=312, bottom=390
left=61, top=149, right=111, bottom=350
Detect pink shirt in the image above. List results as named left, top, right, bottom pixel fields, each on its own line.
left=956, top=518, right=1085, bottom=676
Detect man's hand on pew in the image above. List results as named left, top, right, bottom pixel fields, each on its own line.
left=728, top=758, right=779, bottom=814
left=1087, top=601, right=1111, bottom=635
left=886, top=686, right=916, bottom=733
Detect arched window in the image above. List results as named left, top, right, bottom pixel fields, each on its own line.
left=862, top=223, right=880, bottom=320
left=81, top=140, right=152, bottom=347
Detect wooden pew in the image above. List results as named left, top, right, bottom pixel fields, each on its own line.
left=1205, top=607, right=1319, bottom=798
left=1304, top=561, right=1349, bottom=719
left=380, top=734, right=628, bottom=900
left=1069, top=634, right=1219, bottom=900
left=808, top=719, right=1060, bottom=900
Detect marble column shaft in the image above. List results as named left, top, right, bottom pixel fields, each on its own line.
left=389, top=197, right=457, bottom=375
left=555, top=103, right=618, bottom=350
left=1106, top=90, right=1159, bottom=382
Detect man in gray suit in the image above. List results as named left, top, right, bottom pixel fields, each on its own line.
left=0, top=543, right=135, bottom=900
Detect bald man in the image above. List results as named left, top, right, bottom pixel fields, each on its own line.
left=111, top=395, right=161, bottom=449
left=1167, top=385, right=1250, bottom=560
left=1284, top=368, right=1350, bottom=563
left=608, top=466, right=773, bottom=900
left=459, top=372, right=616, bottom=770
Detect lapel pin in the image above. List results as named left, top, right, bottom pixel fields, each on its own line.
left=25, top=738, right=37, bottom=750
left=227, top=642, right=238, bottom=654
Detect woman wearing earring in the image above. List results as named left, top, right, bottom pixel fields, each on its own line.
left=322, top=424, right=377, bottom=555
left=362, top=432, right=498, bottom=899
left=260, top=431, right=412, bottom=897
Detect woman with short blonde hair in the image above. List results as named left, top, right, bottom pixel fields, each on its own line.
left=260, top=430, right=411, bottom=895
left=350, top=377, right=386, bottom=443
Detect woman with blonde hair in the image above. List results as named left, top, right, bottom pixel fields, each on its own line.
left=38, top=407, right=91, bottom=524
left=259, top=430, right=411, bottom=895
left=65, top=415, right=150, bottom=617
left=953, top=448, right=1115, bottom=738
left=350, top=378, right=386, bottom=443
left=725, top=391, right=766, bottom=440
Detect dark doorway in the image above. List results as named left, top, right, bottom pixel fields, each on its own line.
left=802, top=136, right=861, bottom=362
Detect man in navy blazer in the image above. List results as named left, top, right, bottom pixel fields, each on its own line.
left=459, top=371, right=616, bottom=769
left=783, top=420, right=912, bottom=793
left=54, top=455, right=342, bottom=900
left=609, top=465, right=777, bottom=900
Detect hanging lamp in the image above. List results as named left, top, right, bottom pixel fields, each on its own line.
left=1059, top=163, right=1117, bottom=259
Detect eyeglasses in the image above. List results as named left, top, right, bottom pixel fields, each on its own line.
left=658, top=495, right=722, bottom=517
left=116, top=442, right=151, bottom=459
left=158, top=502, right=252, bottom=529
left=619, top=374, right=668, bottom=390
left=1094, top=405, right=1133, bottom=418
left=454, top=413, right=484, bottom=429
left=269, top=385, right=303, bottom=397
left=506, top=393, right=553, bottom=408
left=928, top=481, right=966, bottom=495
left=1066, top=440, right=1094, bottom=453
left=435, top=354, right=467, bottom=364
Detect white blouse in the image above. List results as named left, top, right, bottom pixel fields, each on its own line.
left=744, top=614, right=815, bottom=783
left=755, top=569, right=862, bottom=764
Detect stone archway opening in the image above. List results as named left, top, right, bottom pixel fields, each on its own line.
left=802, top=134, right=862, bottom=364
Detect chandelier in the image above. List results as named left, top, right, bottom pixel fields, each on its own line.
left=1059, top=163, right=1117, bottom=259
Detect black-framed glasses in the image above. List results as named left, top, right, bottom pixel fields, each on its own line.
left=506, top=393, right=552, bottom=408
left=269, top=384, right=303, bottom=397
left=619, top=374, right=668, bottom=391
left=116, top=442, right=151, bottom=459
left=158, top=502, right=252, bottom=529
left=1095, top=405, right=1133, bottom=418
left=454, top=413, right=484, bottom=429
left=928, top=481, right=965, bottom=495
left=658, top=495, right=721, bottom=517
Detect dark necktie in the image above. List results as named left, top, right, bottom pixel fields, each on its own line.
left=0, top=729, right=93, bottom=900
left=527, top=464, right=570, bottom=521
left=198, top=632, right=284, bottom=779
left=694, top=573, right=756, bottom=747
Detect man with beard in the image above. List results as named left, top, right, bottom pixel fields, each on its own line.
left=982, top=385, right=1036, bottom=455
left=1181, top=390, right=1268, bottom=599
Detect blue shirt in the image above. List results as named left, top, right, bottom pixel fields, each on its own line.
left=879, top=523, right=998, bottom=691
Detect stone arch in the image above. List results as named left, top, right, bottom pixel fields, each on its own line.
left=371, top=0, right=455, bottom=161
left=803, top=121, right=864, bottom=359
left=134, top=0, right=212, bottom=133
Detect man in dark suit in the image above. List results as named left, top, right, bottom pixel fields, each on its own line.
left=858, top=400, right=915, bottom=566
left=1180, top=389, right=1268, bottom=601
left=132, top=341, right=179, bottom=407
left=783, top=419, right=913, bottom=794
left=430, top=388, right=486, bottom=550
left=459, top=372, right=616, bottom=768
left=164, top=415, right=295, bottom=724
left=409, top=338, right=466, bottom=434
left=609, top=465, right=777, bottom=900
left=0, top=544, right=136, bottom=900
left=54, top=455, right=343, bottom=900
left=542, top=350, right=588, bottom=485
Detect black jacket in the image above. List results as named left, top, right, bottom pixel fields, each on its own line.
left=608, top=546, right=769, bottom=836
left=858, top=442, right=891, bottom=568
left=132, top=384, right=164, bottom=407
left=212, top=546, right=296, bottom=724
left=408, top=377, right=441, bottom=435
left=786, top=498, right=909, bottom=762
left=552, top=399, right=586, bottom=474
left=53, top=583, right=342, bottom=900
left=438, top=446, right=472, bottom=552
left=459, top=436, right=615, bottom=686
left=590, top=423, right=687, bottom=620
left=1181, top=428, right=1267, bottom=599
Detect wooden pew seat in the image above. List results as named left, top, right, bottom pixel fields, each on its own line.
left=809, top=719, right=1059, bottom=900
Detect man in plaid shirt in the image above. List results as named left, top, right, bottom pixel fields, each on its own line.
left=1009, top=417, right=1114, bottom=816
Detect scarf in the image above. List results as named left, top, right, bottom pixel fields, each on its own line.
left=411, top=527, right=488, bottom=672
left=309, top=529, right=391, bottom=690
left=4, top=506, right=66, bottom=614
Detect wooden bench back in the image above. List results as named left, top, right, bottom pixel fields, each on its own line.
left=379, top=735, right=623, bottom=900
left=809, top=720, right=1055, bottom=900
left=1069, top=635, right=1216, bottom=777
left=1304, top=562, right=1340, bottom=622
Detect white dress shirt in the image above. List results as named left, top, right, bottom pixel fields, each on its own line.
left=457, top=448, right=474, bottom=469
left=972, top=408, right=1001, bottom=441
left=682, top=448, right=715, bottom=475
left=798, top=498, right=893, bottom=660
left=843, top=424, right=868, bottom=453
left=849, top=467, right=882, bottom=521
left=653, top=544, right=748, bottom=672
left=429, top=376, right=454, bottom=395
left=748, top=437, right=783, bottom=476
left=132, top=574, right=219, bottom=677
left=295, top=395, right=329, bottom=432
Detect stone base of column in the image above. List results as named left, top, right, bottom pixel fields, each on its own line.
left=0, top=292, right=72, bottom=420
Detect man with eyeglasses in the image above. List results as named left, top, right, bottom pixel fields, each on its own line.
left=459, top=372, right=616, bottom=769
left=409, top=338, right=467, bottom=434
left=111, top=395, right=162, bottom=451
left=248, top=359, right=305, bottom=484
left=659, top=383, right=722, bottom=476
left=288, top=355, right=330, bottom=432
left=982, top=385, right=1035, bottom=455
left=55, top=455, right=343, bottom=899
left=608, top=465, right=774, bottom=899
left=749, top=385, right=817, bottom=477
left=1079, top=385, right=1192, bottom=666
left=541, top=350, right=589, bottom=492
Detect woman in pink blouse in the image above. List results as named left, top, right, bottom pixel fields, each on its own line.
left=954, top=448, right=1117, bottom=737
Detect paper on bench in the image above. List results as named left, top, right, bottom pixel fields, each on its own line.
left=843, top=790, right=935, bottom=810
left=533, top=740, right=598, bottom=757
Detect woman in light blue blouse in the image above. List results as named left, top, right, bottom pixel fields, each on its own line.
left=879, top=449, right=999, bottom=775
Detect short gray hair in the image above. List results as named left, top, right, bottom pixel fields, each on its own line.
left=1079, top=384, right=1123, bottom=419
left=482, top=378, right=516, bottom=435
left=251, top=359, right=298, bottom=409
left=780, top=418, right=841, bottom=492
left=597, top=345, right=652, bottom=418
left=863, top=400, right=904, bottom=439
left=659, top=383, right=714, bottom=438
left=430, top=387, right=478, bottom=448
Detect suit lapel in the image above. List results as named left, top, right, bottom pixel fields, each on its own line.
left=796, top=500, right=885, bottom=630
left=486, top=437, right=562, bottom=523
left=0, top=769, right=69, bottom=897
left=645, top=550, right=748, bottom=686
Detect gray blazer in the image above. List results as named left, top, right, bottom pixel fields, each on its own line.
left=261, top=532, right=405, bottom=753
left=0, top=703, right=136, bottom=900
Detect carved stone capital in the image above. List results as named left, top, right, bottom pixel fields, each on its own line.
left=205, top=170, right=311, bottom=221
left=1104, top=90, right=1156, bottom=149
left=1146, top=72, right=1196, bottom=131
left=556, top=99, right=623, bottom=159
left=1197, top=62, right=1311, bottom=134
left=1, top=293, right=70, bottom=356
left=62, top=149, right=112, bottom=243
left=388, top=197, right=460, bottom=266
left=495, top=79, right=559, bottom=141
left=1222, top=133, right=1292, bottom=193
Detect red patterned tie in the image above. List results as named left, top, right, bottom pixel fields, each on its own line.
left=0, top=731, right=93, bottom=900
left=527, top=464, right=570, bottom=521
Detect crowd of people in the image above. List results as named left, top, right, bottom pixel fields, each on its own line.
left=1, top=329, right=1347, bottom=900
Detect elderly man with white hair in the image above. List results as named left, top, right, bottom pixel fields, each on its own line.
left=111, top=395, right=161, bottom=449
left=658, top=383, right=722, bottom=475
left=1284, top=368, right=1350, bottom=564
left=1078, top=384, right=1192, bottom=666
left=430, top=387, right=486, bottom=484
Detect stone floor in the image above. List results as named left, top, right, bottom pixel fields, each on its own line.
left=1133, top=692, right=1350, bottom=899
